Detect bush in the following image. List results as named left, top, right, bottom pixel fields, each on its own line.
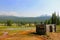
left=6, top=20, right=12, bottom=26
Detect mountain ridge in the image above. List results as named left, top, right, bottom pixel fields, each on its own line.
left=0, top=15, right=51, bottom=23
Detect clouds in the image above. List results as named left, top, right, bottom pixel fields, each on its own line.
left=0, top=11, right=41, bottom=17
left=0, top=11, right=17, bottom=16
left=0, top=10, right=53, bottom=17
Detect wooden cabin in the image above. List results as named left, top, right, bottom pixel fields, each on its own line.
left=46, top=24, right=56, bottom=33
left=36, top=24, right=56, bottom=35
left=36, top=24, right=46, bottom=35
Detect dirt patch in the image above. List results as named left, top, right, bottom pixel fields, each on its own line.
left=0, top=30, right=60, bottom=40
left=48, top=33, right=60, bottom=40
left=0, top=30, right=46, bottom=40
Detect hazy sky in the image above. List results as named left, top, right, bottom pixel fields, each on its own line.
left=0, top=0, right=60, bottom=17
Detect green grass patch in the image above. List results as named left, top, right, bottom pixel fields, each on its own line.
left=56, top=25, right=60, bottom=32
left=0, top=25, right=36, bottom=35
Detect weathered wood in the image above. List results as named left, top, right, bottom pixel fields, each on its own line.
left=36, top=24, right=46, bottom=35
left=46, top=24, right=56, bottom=33
left=36, top=24, right=56, bottom=35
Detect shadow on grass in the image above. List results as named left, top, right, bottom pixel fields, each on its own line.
left=30, top=32, right=46, bottom=36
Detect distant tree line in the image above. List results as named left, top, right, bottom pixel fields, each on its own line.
left=0, top=12, right=60, bottom=26
left=4, top=12, right=60, bottom=26
left=44, top=12, right=60, bottom=25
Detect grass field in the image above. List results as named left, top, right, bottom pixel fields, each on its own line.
left=0, top=25, right=36, bottom=35
left=0, top=25, right=60, bottom=40
left=0, top=25, right=60, bottom=32
left=56, top=25, right=60, bottom=32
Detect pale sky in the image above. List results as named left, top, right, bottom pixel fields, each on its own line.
left=0, top=0, right=60, bottom=17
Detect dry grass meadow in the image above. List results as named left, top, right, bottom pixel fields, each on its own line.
left=0, top=25, right=60, bottom=40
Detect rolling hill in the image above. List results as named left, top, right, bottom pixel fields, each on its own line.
left=0, top=15, right=51, bottom=23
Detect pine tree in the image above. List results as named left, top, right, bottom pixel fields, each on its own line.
left=56, top=13, right=60, bottom=25
left=51, top=12, right=57, bottom=24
